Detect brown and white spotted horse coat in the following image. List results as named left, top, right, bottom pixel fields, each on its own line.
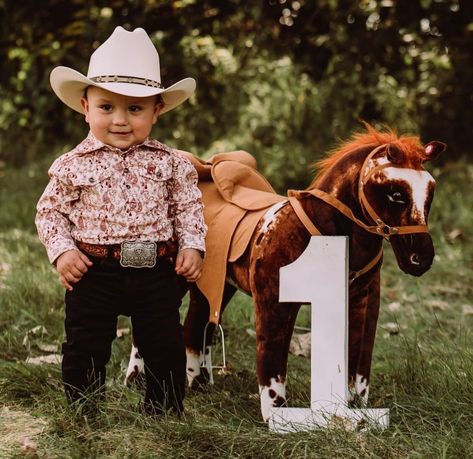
left=126, top=126, right=445, bottom=422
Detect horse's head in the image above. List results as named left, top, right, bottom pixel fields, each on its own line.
left=361, top=140, right=446, bottom=276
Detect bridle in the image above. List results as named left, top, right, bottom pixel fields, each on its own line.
left=288, top=144, right=430, bottom=282
left=357, top=144, right=429, bottom=238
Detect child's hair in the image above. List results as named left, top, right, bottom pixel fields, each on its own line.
left=82, top=86, right=165, bottom=108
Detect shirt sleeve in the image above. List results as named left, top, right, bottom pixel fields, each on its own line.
left=35, top=164, right=79, bottom=264
left=169, top=153, right=207, bottom=253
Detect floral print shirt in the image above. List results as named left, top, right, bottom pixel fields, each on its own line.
left=36, top=132, right=207, bottom=263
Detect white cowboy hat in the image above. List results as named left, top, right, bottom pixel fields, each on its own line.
left=50, top=26, right=195, bottom=115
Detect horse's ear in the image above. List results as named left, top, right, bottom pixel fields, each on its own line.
left=424, top=141, right=446, bottom=161
left=386, top=144, right=404, bottom=165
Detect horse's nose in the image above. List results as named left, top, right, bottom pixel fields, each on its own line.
left=390, top=233, right=435, bottom=277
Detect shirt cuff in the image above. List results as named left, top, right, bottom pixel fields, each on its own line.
left=178, top=237, right=206, bottom=255
left=46, top=239, right=77, bottom=265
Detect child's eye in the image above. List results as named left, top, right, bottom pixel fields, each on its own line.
left=129, top=105, right=142, bottom=112
left=99, top=104, right=113, bottom=112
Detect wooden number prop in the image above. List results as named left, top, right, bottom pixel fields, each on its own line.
left=268, top=236, right=389, bottom=433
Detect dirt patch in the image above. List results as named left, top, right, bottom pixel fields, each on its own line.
left=0, top=405, right=47, bottom=457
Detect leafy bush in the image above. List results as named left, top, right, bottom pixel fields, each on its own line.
left=1, top=0, right=471, bottom=185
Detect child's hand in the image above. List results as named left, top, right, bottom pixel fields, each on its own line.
left=55, top=249, right=93, bottom=291
left=175, top=248, right=203, bottom=282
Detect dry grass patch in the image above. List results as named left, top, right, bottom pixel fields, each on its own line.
left=0, top=405, right=48, bottom=456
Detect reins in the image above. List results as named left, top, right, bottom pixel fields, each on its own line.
left=288, top=143, right=429, bottom=282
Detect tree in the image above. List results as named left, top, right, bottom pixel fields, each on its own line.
left=0, top=0, right=471, bottom=188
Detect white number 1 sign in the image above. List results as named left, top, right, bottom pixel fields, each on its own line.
left=268, top=236, right=389, bottom=433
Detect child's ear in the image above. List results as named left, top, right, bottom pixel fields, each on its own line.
left=152, top=103, right=161, bottom=124
left=80, top=97, right=90, bottom=122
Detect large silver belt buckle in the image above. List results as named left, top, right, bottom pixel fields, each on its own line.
left=120, top=241, right=157, bottom=268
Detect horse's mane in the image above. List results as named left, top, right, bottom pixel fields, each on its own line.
left=311, top=123, right=423, bottom=186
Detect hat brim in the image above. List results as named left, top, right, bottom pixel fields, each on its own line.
left=50, top=66, right=196, bottom=115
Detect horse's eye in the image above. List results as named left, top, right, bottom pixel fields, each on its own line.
left=388, top=191, right=406, bottom=204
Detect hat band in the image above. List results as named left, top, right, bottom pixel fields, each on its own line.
left=90, top=75, right=164, bottom=88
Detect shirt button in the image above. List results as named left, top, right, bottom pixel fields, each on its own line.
left=88, top=177, right=95, bottom=183
left=123, top=168, right=129, bottom=173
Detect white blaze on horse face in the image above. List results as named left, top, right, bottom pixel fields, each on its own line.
left=382, top=167, right=435, bottom=223
left=124, top=344, right=145, bottom=385
left=259, top=377, right=286, bottom=422
left=186, top=349, right=202, bottom=387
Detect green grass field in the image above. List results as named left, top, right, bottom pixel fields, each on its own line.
left=0, top=157, right=472, bottom=458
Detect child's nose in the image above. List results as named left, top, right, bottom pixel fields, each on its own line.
left=112, top=109, right=128, bottom=125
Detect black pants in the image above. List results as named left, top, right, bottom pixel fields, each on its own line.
left=62, top=257, right=185, bottom=414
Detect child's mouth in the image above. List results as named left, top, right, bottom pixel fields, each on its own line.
left=111, top=131, right=131, bottom=136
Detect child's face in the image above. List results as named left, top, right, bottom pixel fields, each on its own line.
left=80, top=86, right=161, bottom=150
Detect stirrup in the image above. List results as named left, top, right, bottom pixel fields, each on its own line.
left=201, top=322, right=227, bottom=385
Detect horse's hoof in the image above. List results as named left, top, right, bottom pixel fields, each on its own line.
left=189, top=368, right=211, bottom=392
left=125, top=372, right=146, bottom=391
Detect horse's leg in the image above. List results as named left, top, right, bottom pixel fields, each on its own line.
left=254, top=298, right=301, bottom=421
left=124, top=338, right=145, bottom=385
left=183, top=286, right=210, bottom=387
left=241, top=203, right=309, bottom=421
left=184, top=283, right=236, bottom=388
left=347, top=271, right=381, bottom=405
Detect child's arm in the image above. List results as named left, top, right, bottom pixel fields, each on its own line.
left=37, top=176, right=92, bottom=290
left=36, top=159, right=89, bottom=288
left=169, top=154, right=207, bottom=280
left=36, top=171, right=79, bottom=264
left=175, top=248, right=203, bottom=282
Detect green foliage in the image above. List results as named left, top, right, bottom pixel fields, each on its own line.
left=0, top=0, right=471, bottom=181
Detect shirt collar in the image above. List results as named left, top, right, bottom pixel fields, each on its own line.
left=77, top=131, right=163, bottom=155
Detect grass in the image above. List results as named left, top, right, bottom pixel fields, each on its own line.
left=0, top=156, right=472, bottom=458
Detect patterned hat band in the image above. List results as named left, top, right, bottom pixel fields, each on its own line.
left=90, top=75, right=164, bottom=88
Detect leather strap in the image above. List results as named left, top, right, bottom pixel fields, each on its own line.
left=294, top=188, right=376, bottom=233
left=288, top=193, right=383, bottom=282
left=76, top=241, right=121, bottom=260
left=290, top=144, right=429, bottom=240
left=349, top=247, right=383, bottom=284
left=76, top=240, right=178, bottom=261
left=357, top=145, right=428, bottom=238
left=288, top=196, right=321, bottom=236
left=285, top=143, right=431, bottom=282
left=90, top=75, right=164, bottom=88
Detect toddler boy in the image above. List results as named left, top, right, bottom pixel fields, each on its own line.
left=36, top=26, right=206, bottom=415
